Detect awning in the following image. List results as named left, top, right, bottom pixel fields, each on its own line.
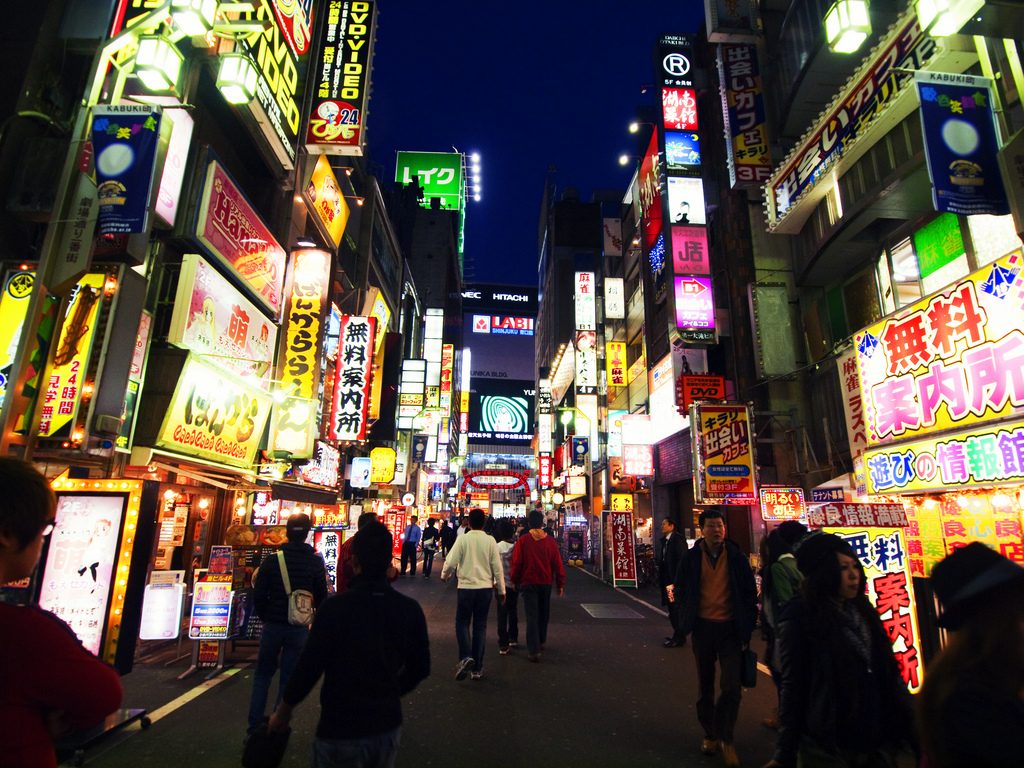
left=270, top=482, right=340, bottom=506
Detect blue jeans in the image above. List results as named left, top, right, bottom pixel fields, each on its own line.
left=455, top=588, right=492, bottom=672
left=247, top=621, right=309, bottom=731
left=520, top=583, right=552, bottom=655
left=312, top=727, right=401, bottom=768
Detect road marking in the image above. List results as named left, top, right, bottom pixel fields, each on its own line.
left=128, top=665, right=248, bottom=729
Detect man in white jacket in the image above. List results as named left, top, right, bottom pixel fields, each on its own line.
left=440, top=508, right=505, bottom=681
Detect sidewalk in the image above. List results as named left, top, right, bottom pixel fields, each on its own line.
left=75, top=563, right=780, bottom=768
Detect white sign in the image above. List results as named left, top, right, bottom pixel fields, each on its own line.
left=139, top=583, right=185, bottom=640
left=605, top=277, right=625, bottom=319
left=574, top=271, right=596, bottom=330
left=402, top=492, right=416, bottom=506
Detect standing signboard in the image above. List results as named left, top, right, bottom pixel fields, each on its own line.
left=610, top=511, right=638, bottom=588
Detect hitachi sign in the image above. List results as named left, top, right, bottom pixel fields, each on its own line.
left=493, top=293, right=528, bottom=301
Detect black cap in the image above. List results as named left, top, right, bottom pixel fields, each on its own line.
left=930, top=542, right=1024, bottom=629
left=286, top=512, right=312, bottom=534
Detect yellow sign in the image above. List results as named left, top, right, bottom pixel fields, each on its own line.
left=0, top=269, right=34, bottom=408
left=364, top=288, right=391, bottom=355
left=305, top=155, right=350, bottom=247
left=156, top=354, right=273, bottom=469
left=610, top=493, right=633, bottom=511
left=606, top=341, right=627, bottom=387
left=855, top=251, right=1024, bottom=446
left=38, top=273, right=106, bottom=438
left=370, top=447, right=396, bottom=484
left=693, top=403, right=757, bottom=504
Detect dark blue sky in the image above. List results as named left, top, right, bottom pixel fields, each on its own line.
left=366, top=1, right=705, bottom=287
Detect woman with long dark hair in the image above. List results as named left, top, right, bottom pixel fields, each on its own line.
left=762, top=533, right=915, bottom=768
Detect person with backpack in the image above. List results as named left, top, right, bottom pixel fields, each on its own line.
left=247, top=513, right=328, bottom=735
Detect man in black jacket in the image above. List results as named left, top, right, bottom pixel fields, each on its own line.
left=671, top=508, right=756, bottom=768
left=269, top=521, right=430, bottom=766
left=657, top=517, right=687, bottom=647
left=246, top=513, right=328, bottom=734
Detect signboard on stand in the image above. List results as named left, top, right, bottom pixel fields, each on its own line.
left=610, top=511, right=638, bottom=588
left=189, top=576, right=233, bottom=640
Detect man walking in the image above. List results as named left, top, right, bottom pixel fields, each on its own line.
left=509, top=509, right=565, bottom=663
left=420, top=518, right=439, bottom=578
left=440, top=508, right=504, bottom=681
left=268, top=521, right=430, bottom=767
left=672, top=509, right=756, bottom=768
left=658, top=518, right=687, bottom=647
left=247, top=513, right=328, bottom=734
left=400, top=515, right=422, bottom=576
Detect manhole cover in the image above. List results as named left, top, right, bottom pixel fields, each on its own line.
left=580, top=603, right=644, bottom=619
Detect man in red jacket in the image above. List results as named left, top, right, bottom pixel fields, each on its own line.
left=509, top=509, right=565, bottom=662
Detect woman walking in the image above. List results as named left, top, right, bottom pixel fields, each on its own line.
left=494, top=519, right=519, bottom=654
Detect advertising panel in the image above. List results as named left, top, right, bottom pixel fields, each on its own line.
left=195, top=160, right=287, bottom=317
left=675, top=373, right=727, bottom=411
left=269, top=248, right=331, bottom=458
left=272, top=0, right=315, bottom=55
left=717, top=43, right=772, bottom=188
left=329, top=315, right=376, bottom=441
left=674, top=276, right=716, bottom=332
left=692, top=403, right=757, bottom=504
left=610, top=511, right=638, bottom=588
left=838, top=348, right=869, bottom=458
left=575, top=331, right=598, bottom=389
left=854, top=251, right=1024, bottom=446
left=0, top=269, right=35, bottom=409
left=440, top=344, right=454, bottom=410
left=662, top=87, right=699, bottom=130
left=574, top=271, right=596, bottom=330
left=91, top=105, right=161, bottom=236
left=705, top=0, right=758, bottom=42
left=759, top=486, right=806, bottom=522
left=827, top=527, right=923, bottom=693
left=671, top=225, right=711, bottom=275
left=916, top=71, right=1009, bottom=217
left=395, top=151, right=464, bottom=211
left=151, top=98, right=194, bottom=228
left=603, top=218, right=623, bottom=256
left=51, top=174, right=97, bottom=293
left=639, top=132, right=663, bottom=251
left=370, top=446, right=396, bottom=484
left=38, top=273, right=106, bottom=438
left=139, top=583, right=185, bottom=641
left=623, top=444, right=654, bottom=476
left=606, top=341, right=627, bottom=388
left=604, top=277, right=625, bottom=319
left=307, top=0, right=376, bottom=155
left=667, top=177, right=707, bottom=226
left=468, top=379, right=534, bottom=444
left=471, top=315, right=534, bottom=336
left=155, top=354, right=274, bottom=468
left=807, top=503, right=909, bottom=529
left=665, top=131, right=701, bottom=170
left=189, top=577, right=233, bottom=640
left=463, top=313, right=536, bottom=382
left=296, top=441, right=342, bottom=487
left=168, top=253, right=277, bottom=382
left=303, top=155, right=350, bottom=247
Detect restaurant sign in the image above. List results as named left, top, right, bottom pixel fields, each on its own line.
left=610, top=511, right=638, bottom=588
left=854, top=251, right=1024, bottom=447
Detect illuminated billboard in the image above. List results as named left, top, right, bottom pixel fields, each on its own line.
left=667, top=177, right=707, bottom=226
left=471, top=315, right=534, bottom=336
left=468, top=379, right=535, bottom=444
left=395, top=151, right=464, bottom=211
left=717, top=43, right=772, bottom=188
left=662, top=87, right=699, bottom=130
left=674, top=276, right=716, bottom=332
left=671, top=226, right=711, bottom=275
left=665, top=131, right=701, bottom=169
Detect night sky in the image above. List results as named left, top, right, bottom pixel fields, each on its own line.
left=365, top=1, right=705, bottom=287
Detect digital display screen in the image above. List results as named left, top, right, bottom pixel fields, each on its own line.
left=468, top=379, right=535, bottom=443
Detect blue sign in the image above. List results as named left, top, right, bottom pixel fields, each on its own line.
left=665, top=131, right=701, bottom=169
left=91, top=105, right=162, bottom=235
left=571, top=436, right=589, bottom=466
left=916, top=72, right=1009, bottom=217
left=810, top=487, right=844, bottom=503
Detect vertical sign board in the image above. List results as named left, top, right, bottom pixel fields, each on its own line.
left=307, top=0, right=377, bottom=156
left=610, top=511, right=638, bottom=588
left=604, top=277, right=625, bottom=319
left=330, top=315, right=376, bottom=441
left=671, top=225, right=711, bottom=275
left=0, top=270, right=35, bottom=410
left=717, top=44, right=772, bottom=189
left=837, top=348, right=868, bottom=459
left=674, top=276, right=716, bottom=341
left=606, top=341, right=627, bottom=387
left=692, top=403, right=757, bottom=504
left=916, top=72, right=1009, bottom=217
left=574, top=331, right=598, bottom=389
left=269, top=249, right=331, bottom=458
left=303, top=155, right=351, bottom=247
left=91, top=105, right=162, bottom=236
left=574, top=272, right=596, bottom=330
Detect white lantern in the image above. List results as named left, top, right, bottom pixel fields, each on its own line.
left=171, top=0, right=218, bottom=36
left=824, top=0, right=872, bottom=54
left=216, top=53, right=258, bottom=105
left=135, top=36, right=184, bottom=93
left=915, top=0, right=985, bottom=37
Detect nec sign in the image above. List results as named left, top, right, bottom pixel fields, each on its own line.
left=463, top=290, right=530, bottom=302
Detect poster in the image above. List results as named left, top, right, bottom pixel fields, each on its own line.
left=189, top=576, right=233, bottom=640
left=139, top=583, right=185, bottom=641
left=91, top=105, right=162, bottom=235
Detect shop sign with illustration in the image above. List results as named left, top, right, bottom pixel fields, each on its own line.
left=195, top=160, right=287, bottom=317
left=0, top=269, right=35, bottom=410
left=155, top=354, right=273, bottom=469
left=759, top=486, right=806, bottom=522
left=329, top=315, right=376, bottom=441
left=90, top=105, right=161, bottom=235
left=37, top=273, right=106, bottom=438
left=169, top=254, right=277, bottom=382
left=303, top=155, right=350, bottom=246
left=269, top=248, right=331, bottom=458
left=854, top=251, right=1024, bottom=446
left=610, top=511, right=638, bottom=588
left=692, top=403, right=757, bottom=504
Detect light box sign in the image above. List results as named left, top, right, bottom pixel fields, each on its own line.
left=662, top=87, right=699, bottom=130
left=304, top=155, right=350, bottom=247
left=272, top=0, right=314, bottom=55
left=623, top=444, right=654, bottom=476
left=667, top=177, right=707, bottom=226
left=330, top=315, right=376, bottom=441
left=674, top=276, right=715, bottom=331
left=916, top=71, right=1009, bottom=217
left=607, top=341, right=627, bottom=387
left=168, top=253, right=277, bottom=383
left=297, top=440, right=342, bottom=487
left=665, top=131, right=701, bottom=170
left=759, top=486, right=806, bottom=522
left=468, top=379, right=534, bottom=444
left=692, top=402, right=757, bottom=504
left=0, top=270, right=35, bottom=409
left=195, top=160, right=287, bottom=318
left=828, top=527, right=923, bottom=693
left=38, top=273, right=106, bottom=438
left=807, top=502, right=909, bottom=529
left=863, top=418, right=1024, bottom=495
left=91, top=105, right=161, bottom=236
left=718, top=44, right=772, bottom=188
left=575, top=331, right=598, bottom=388
left=189, top=578, right=233, bottom=640
left=854, top=251, right=1024, bottom=446
left=838, top=348, right=869, bottom=458
left=605, top=277, right=625, bottom=319
left=270, top=248, right=331, bottom=458
left=611, top=511, right=638, bottom=588
left=671, top=225, right=711, bottom=275
left=676, top=374, right=727, bottom=411
left=639, top=132, right=663, bottom=252
left=151, top=97, right=194, bottom=229
left=440, top=344, right=454, bottom=410
left=156, top=354, right=273, bottom=469
left=471, top=315, right=534, bottom=336
left=574, top=271, right=596, bottom=330
left=538, top=453, right=552, bottom=487
left=395, top=151, right=464, bottom=211
left=307, top=0, right=376, bottom=155
left=370, top=446, right=396, bottom=484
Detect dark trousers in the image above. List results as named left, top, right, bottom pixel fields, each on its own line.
left=692, top=618, right=743, bottom=742
left=662, top=585, right=683, bottom=641
left=520, top=583, right=552, bottom=655
left=496, top=587, right=519, bottom=647
left=247, top=621, right=309, bottom=731
left=422, top=546, right=436, bottom=576
left=455, top=588, right=492, bottom=672
left=400, top=541, right=417, bottom=574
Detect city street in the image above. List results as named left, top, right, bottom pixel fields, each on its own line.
left=70, top=564, right=779, bottom=768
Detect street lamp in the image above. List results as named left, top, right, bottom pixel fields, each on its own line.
left=171, top=0, right=219, bottom=36
left=135, top=35, right=185, bottom=93
left=215, top=52, right=258, bottom=104
left=824, top=0, right=872, bottom=54
left=915, top=0, right=984, bottom=36
left=628, top=121, right=656, bottom=134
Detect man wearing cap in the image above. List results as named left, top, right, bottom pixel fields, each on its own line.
left=247, top=513, right=329, bottom=735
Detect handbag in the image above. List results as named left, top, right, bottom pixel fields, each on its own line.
left=278, top=550, right=314, bottom=627
left=242, top=721, right=290, bottom=768
left=740, top=647, right=758, bottom=688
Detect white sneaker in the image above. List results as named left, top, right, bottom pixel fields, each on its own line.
left=470, top=671, right=483, bottom=680
left=454, top=657, right=473, bottom=681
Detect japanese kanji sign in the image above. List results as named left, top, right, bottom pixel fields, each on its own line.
left=716, top=44, right=772, bottom=189
left=610, top=511, right=638, bottom=588
left=692, top=403, right=757, bottom=504
left=574, top=272, right=596, bottom=330
left=759, top=486, right=806, bottom=522
left=837, top=348, right=868, bottom=458
left=623, top=444, right=654, bottom=477
left=329, top=315, right=376, bottom=441
left=304, top=155, right=350, bottom=246
left=854, top=251, right=1024, bottom=446
left=606, top=342, right=627, bottom=388
left=807, top=503, right=909, bottom=529
left=827, top=527, right=924, bottom=693
left=676, top=374, right=727, bottom=411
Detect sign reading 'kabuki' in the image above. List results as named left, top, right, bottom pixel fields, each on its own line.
left=330, top=315, right=376, bottom=441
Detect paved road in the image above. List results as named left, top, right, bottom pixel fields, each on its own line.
left=70, top=564, right=780, bottom=768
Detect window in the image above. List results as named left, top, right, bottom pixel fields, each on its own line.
left=887, top=237, right=922, bottom=308
left=968, top=214, right=1023, bottom=268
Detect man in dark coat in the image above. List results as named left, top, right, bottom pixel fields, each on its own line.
left=671, top=508, right=756, bottom=768
left=657, top=517, right=687, bottom=647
